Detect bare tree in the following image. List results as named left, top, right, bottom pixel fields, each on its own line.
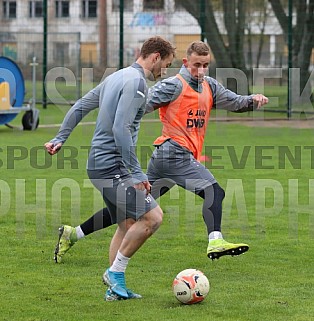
left=269, top=0, right=314, bottom=103
left=176, top=0, right=245, bottom=69
left=246, top=1, right=269, bottom=73
left=176, top=0, right=313, bottom=102
left=176, top=0, right=248, bottom=92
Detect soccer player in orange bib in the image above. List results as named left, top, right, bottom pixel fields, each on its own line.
left=51, top=41, right=268, bottom=300
left=145, top=41, right=267, bottom=260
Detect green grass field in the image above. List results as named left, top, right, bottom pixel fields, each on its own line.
left=1, top=105, right=314, bottom=321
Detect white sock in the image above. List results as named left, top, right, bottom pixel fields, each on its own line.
left=75, top=226, right=85, bottom=240
left=110, top=251, right=130, bottom=273
left=209, top=231, right=223, bottom=241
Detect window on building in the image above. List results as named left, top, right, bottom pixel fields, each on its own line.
left=143, top=0, right=164, bottom=10
left=2, top=1, right=17, bottom=18
left=112, top=0, right=133, bottom=12
left=82, top=0, right=97, bottom=18
left=55, top=0, right=69, bottom=18
left=29, top=1, right=43, bottom=18
left=54, top=42, right=69, bottom=64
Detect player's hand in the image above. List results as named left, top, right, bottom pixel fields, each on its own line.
left=134, top=181, right=151, bottom=194
left=133, top=182, right=146, bottom=191
left=142, top=181, right=152, bottom=194
left=253, top=94, right=269, bottom=109
left=44, top=142, right=63, bottom=155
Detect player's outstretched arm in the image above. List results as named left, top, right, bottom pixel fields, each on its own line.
left=208, top=77, right=269, bottom=113
left=44, top=85, right=101, bottom=155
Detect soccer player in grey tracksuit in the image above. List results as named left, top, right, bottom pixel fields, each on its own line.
left=45, top=36, right=175, bottom=300
left=46, top=41, right=268, bottom=300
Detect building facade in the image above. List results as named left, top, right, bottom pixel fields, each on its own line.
left=0, top=0, right=289, bottom=69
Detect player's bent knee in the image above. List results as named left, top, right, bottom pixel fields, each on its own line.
left=153, top=205, right=163, bottom=225
left=216, top=184, right=225, bottom=201
left=143, top=206, right=163, bottom=233
left=151, top=206, right=163, bottom=230
left=125, top=218, right=136, bottom=229
left=201, top=183, right=225, bottom=203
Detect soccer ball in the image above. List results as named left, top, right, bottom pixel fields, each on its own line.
left=172, top=269, right=210, bottom=304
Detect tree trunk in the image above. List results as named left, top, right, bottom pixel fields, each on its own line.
left=269, top=0, right=314, bottom=104
left=179, top=0, right=246, bottom=92
left=178, top=0, right=313, bottom=100
left=256, top=3, right=268, bottom=68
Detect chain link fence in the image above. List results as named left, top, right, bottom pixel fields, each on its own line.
left=0, top=0, right=313, bottom=115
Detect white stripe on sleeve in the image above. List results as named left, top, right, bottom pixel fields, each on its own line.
left=136, top=90, right=145, bottom=98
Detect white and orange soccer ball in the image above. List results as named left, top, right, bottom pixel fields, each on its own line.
left=172, top=269, right=210, bottom=304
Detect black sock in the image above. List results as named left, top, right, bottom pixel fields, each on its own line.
left=80, top=207, right=116, bottom=236
left=196, top=183, right=225, bottom=235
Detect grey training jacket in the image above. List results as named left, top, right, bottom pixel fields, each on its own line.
left=146, top=65, right=254, bottom=113
left=50, top=62, right=148, bottom=183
